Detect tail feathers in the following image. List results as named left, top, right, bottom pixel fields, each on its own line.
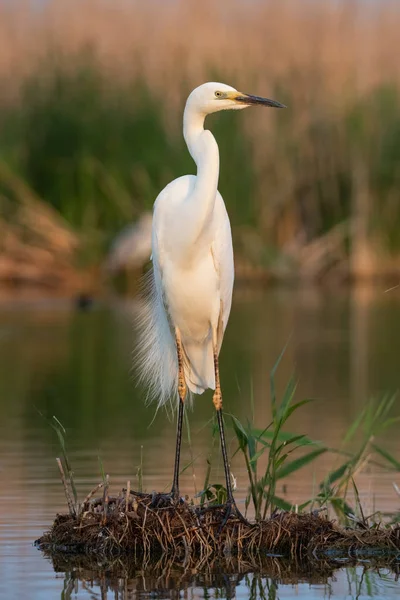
left=135, top=269, right=216, bottom=408
left=135, top=269, right=178, bottom=408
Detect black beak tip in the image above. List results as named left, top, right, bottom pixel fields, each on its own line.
left=237, top=94, right=287, bottom=109
left=267, top=99, right=287, bottom=109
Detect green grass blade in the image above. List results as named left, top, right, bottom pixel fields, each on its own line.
left=180, top=453, right=202, bottom=474
left=351, top=477, right=366, bottom=524
left=343, top=407, right=366, bottom=444
left=231, top=415, right=248, bottom=451
left=248, top=447, right=267, bottom=467
left=276, top=434, right=311, bottom=451
left=52, top=416, right=66, bottom=435
left=51, top=416, right=78, bottom=509
left=372, top=443, right=400, bottom=470
left=269, top=496, right=293, bottom=511
left=298, top=500, right=312, bottom=511
left=270, top=339, right=291, bottom=419
left=251, top=428, right=316, bottom=445
left=274, top=453, right=289, bottom=469
left=320, top=460, right=352, bottom=490
left=277, top=375, right=297, bottom=422
left=276, top=448, right=327, bottom=480
left=330, top=497, right=356, bottom=522
left=283, top=399, right=315, bottom=424
left=375, top=416, right=400, bottom=435
left=245, top=419, right=259, bottom=474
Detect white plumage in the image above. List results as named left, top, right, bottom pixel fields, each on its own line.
left=136, top=82, right=285, bottom=409
left=137, top=177, right=233, bottom=405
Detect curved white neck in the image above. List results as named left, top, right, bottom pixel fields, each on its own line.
left=183, top=105, right=207, bottom=163
left=181, top=104, right=219, bottom=246
left=183, top=105, right=219, bottom=184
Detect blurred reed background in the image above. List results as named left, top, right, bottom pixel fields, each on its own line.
left=0, top=0, right=400, bottom=290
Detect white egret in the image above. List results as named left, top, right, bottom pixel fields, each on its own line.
left=137, top=82, right=285, bottom=521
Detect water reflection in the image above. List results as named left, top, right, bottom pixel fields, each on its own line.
left=51, top=555, right=400, bottom=600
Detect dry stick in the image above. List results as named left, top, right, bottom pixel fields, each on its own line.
left=174, top=526, right=201, bottom=539
left=82, top=482, right=104, bottom=508
left=56, top=457, right=76, bottom=516
left=148, top=508, right=172, bottom=549
left=118, top=513, right=130, bottom=545
left=163, top=506, right=174, bottom=545
left=141, top=505, right=149, bottom=561
left=175, top=511, right=194, bottom=548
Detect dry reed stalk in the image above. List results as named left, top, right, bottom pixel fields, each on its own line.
left=82, top=482, right=105, bottom=507
left=56, top=457, right=76, bottom=517
left=0, top=1, right=399, bottom=103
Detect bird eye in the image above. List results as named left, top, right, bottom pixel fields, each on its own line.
left=215, top=91, right=222, bottom=98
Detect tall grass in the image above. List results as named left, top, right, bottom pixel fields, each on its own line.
left=1, top=0, right=400, bottom=276
left=314, top=394, right=400, bottom=524
left=50, top=372, right=400, bottom=526
left=230, top=358, right=400, bottom=523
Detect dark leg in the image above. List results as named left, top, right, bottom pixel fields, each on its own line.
left=171, top=397, right=184, bottom=498
left=171, top=328, right=187, bottom=498
left=216, top=406, right=235, bottom=501
left=151, top=328, right=187, bottom=508
left=212, top=335, right=248, bottom=525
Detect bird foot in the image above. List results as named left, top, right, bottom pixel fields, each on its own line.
left=220, top=499, right=249, bottom=528
left=150, top=489, right=181, bottom=509
left=197, top=499, right=249, bottom=528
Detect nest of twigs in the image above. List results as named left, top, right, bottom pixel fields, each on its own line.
left=36, top=485, right=400, bottom=561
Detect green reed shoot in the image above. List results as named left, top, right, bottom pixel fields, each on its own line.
left=231, top=349, right=326, bottom=520
left=50, top=416, right=78, bottom=513
left=314, top=393, right=400, bottom=524
left=231, top=353, right=400, bottom=523
left=46, top=384, right=400, bottom=523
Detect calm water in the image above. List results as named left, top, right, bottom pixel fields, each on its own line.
left=0, top=286, right=399, bottom=599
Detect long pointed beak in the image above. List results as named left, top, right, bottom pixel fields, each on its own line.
left=234, top=93, right=286, bottom=108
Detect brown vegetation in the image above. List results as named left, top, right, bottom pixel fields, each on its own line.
left=1, top=1, right=400, bottom=284
left=37, top=486, right=400, bottom=560
left=0, top=162, right=80, bottom=289
left=1, top=1, right=399, bottom=97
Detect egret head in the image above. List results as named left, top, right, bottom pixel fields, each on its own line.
left=186, top=82, right=286, bottom=115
